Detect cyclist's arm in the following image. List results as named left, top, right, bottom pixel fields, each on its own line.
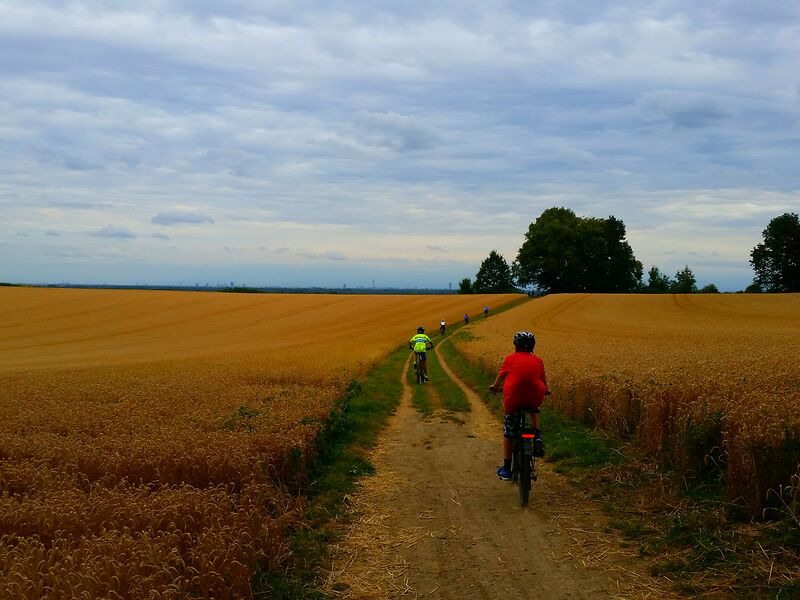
left=489, top=371, right=507, bottom=392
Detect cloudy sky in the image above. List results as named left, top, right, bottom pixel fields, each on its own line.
left=1, top=1, right=798, bottom=290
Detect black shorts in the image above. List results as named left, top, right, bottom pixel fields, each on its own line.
left=415, top=351, right=427, bottom=362
left=503, top=409, right=540, bottom=439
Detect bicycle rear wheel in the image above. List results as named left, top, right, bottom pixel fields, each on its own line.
left=415, top=355, right=424, bottom=384
left=518, top=441, right=531, bottom=507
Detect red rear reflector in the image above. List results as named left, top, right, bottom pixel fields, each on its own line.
left=521, top=433, right=535, bottom=439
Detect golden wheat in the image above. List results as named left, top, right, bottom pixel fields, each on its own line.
left=0, top=287, right=519, bottom=599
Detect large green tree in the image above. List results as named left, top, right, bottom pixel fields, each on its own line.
left=514, top=207, right=642, bottom=294
left=473, top=250, right=515, bottom=293
left=750, top=213, right=800, bottom=292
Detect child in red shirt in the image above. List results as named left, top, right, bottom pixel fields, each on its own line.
left=489, top=331, right=546, bottom=480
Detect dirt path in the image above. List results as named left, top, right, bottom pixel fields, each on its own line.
left=325, top=346, right=674, bottom=599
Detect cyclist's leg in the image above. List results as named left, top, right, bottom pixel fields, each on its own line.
left=496, top=413, right=514, bottom=479
left=531, top=411, right=540, bottom=430
left=530, top=407, right=544, bottom=456
left=502, top=413, right=514, bottom=461
left=420, top=352, right=428, bottom=376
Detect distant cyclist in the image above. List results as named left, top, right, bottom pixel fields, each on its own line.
left=464, top=313, right=470, bottom=325
left=409, top=326, right=433, bottom=382
left=440, top=319, right=446, bottom=336
left=484, top=305, right=489, bottom=318
left=489, top=331, right=547, bottom=481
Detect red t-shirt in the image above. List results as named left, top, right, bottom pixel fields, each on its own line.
left=499, top=351, right=547, bottom=413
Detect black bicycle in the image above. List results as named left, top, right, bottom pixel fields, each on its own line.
left=412, top=352, right=425, bottom=384
left=510, top=408, right=540, bottom=507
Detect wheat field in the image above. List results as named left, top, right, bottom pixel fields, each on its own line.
left=0, top=286, right=519, bottom=599
left=454, top=293, right=800, bottom=513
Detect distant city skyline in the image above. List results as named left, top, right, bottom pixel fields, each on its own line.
left=2, top=2, right=798, bottom=292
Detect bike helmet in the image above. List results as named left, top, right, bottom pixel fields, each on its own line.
left=417, top=326, right=425, bottom=333
left=513, top=330, right=535, bottom=352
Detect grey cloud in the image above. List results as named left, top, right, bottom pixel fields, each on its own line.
left=55, top=201, right=115, bottom=209
left=294, top=250, right=348, bottom=261
left=91, top=225, right=137, bottom=239
left=152, top=232, right=170, bottom=240
left=45, top=229, right=60, bottom=236
left=62, top=156, right=103, bottom=171
left=636, top=90, right=731, bottom=129
left=427, top=245, right=446, bottom=252
left=353, top=111, right=440, bottom=152
left=151, top=211, right=215, bottom=225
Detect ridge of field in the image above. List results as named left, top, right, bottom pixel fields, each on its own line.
left=452, top=293, right=800, bottom=514
left=0, top=287, right=520, bottom=599
left=0, top=287, right=516, bottom=371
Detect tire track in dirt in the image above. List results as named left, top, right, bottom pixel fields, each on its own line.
left=326, top=347, right=675, bottom=599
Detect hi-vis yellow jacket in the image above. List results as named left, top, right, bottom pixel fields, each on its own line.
left=409, top=333, right=432, bottom=353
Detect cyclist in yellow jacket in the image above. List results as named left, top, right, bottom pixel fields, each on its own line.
left=408, top=326, right=433, bottom=381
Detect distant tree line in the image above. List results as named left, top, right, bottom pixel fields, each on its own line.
left=459, top=208, right=799, bottom=295
left=642, top=265, right=719, bottom=294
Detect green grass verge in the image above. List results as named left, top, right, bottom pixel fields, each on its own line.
left=253, top=345, right=408, bottom=598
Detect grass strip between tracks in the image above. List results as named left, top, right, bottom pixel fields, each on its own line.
left=406, top=346, right=470, bottom=415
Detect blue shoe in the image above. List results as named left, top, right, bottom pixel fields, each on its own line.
left=533, top=438, right=545, bottom=457
left=496, top=466, right=511, bottom=481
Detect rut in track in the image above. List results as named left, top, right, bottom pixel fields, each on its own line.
left=325, top=342, right=675, bottom=599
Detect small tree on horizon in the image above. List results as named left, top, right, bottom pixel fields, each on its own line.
left=670, top=265, right=698, bottom=294
left=458, top=277, right=473, bottom=294
left=644, top=266, right=672, bottom=293
left=473, top=250, right=515, bottom=293
left=699, top=283, right=719, bottom=293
